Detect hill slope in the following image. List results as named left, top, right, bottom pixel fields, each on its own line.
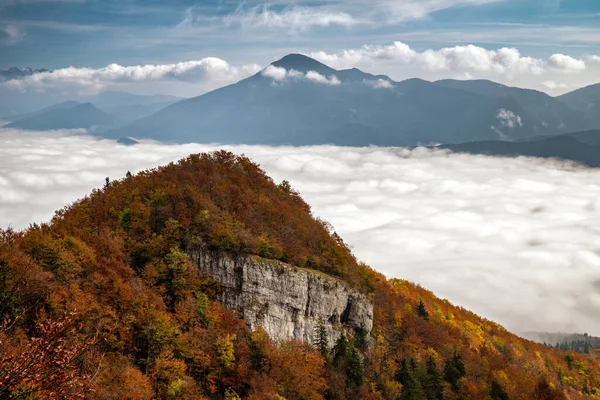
left=558, top=83, right=600, bottom=127
left=1, top=152, right=599, bottom=399
left=440, top=130, right=600, bottom=167
left=106, top=54, right=578, bottom=146
left=435, top=79, right=589, bottom=133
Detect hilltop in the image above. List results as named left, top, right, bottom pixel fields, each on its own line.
left=1, top=151, right=599, bottom=399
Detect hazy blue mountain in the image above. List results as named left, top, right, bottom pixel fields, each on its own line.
left=5, top=101, right=81, bottom=122
left=116, top=137, right=139, bottom=146
left=85, top=91, right=182, bottom=108
left=435, top=79, right=589, bottom=133
left=106, top=54, right=557, bottom=146
left=0, top=86, right=182, bottom=122
left=100, top=101, right=181, bottom=123
left=440, top=131, right=600, bottom=167
left=5, top=102, right=117, bottom=130
left=558, top=83, right=600, bottom=127
left=68, top=92, right=182, bottom=123
left=0, top=67, right=49, bottom=81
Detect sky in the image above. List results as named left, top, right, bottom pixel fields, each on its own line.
left=1, top=0, right=600, bottom=96
left=2, top=127, right=600, bottom=336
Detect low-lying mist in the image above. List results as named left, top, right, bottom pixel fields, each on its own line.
left=2, top=127, right=600, bottom=337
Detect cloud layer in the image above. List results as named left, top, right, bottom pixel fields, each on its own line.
left=2, top=128, right=600, bottom=337
left=4, top=59, right=261, bottom=93
left=310, top=41, right=588, bottom=76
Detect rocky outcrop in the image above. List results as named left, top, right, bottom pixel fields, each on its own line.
left=187, top=248, right=373, bottom=348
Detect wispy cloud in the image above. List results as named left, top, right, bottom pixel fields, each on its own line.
left=2, top=129, right=600, bottom=336
left=174, top=0, right=503, bottom=34
left=0, top=24, right=24, bottom=45
left=224, top=5, right=359, bottom=32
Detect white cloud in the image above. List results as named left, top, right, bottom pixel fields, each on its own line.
left=3, top=59, right=262, bottom=93
left=541, top=80, right=568, bottom=90
left=547, top=54, right=586, bottom=73
left=223, top=5, right=358, bottom=32
left=496, top=109, right=523, bottom=129
left=310, top=42, right=545, bottom=77
left=261, top=66, right=341, bottom=85
left=0, top=24, right=24, bottom=45
left=586, top=55, right=600, bottom=63
left=305, top=70, right=341, bottom=85
left=3, top=129, right=600, bottom=336
left=364, top=79, right=394, bottom=89
left=491, top=109, right=523, bottom=139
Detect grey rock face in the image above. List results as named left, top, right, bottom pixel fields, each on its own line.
left=187, top=248, right=373, bottom=348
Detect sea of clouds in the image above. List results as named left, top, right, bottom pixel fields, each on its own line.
left=2, top=127, right=600, bottom=337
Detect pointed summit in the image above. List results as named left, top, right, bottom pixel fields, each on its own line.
left=271, top=53, right=337, bottom=75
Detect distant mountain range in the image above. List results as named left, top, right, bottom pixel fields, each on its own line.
left=0, top=88, right=183, bottom=129
left=4, top=56, right=600, bottom=168
left=4, top=102, right=117, bottom=131
left=0, top=67, right=49, bottom=81
left=101, top=54, right=599, bottom=147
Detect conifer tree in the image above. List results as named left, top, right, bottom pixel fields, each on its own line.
left=333, top=332, right=349, bottom=367
left=345, top=342, right=363, bottom=387
left=416, top=300, right=429, bottom=320
left=395, top=358, right=427, bottom=400
left=443, top=352, right=466, bottom=392
left=423, top=356, right=443, bottom=400
left=490, top=381, right=509, bottom=400
left=355, top=323, right=368, bottom=350
left=314, top=320, right=329, bottom=359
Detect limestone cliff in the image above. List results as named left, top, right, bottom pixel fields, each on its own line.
left=187, top=248, right=373, bottom=347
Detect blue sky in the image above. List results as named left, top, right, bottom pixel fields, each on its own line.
left=1, top=0, right=600, bottom=96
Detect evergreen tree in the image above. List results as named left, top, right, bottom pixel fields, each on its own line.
left=489, top=381, right=509, bottom=400
left=416, top=300, right=429, bottom=320
left=443, top=352, right=466, bottom=392
left=313, top=320, right=329, bottom=359
left=345, top=342, right=363, bottom=387
left=423, top=356, right=444, bottom=400
left=332, top=333, right=349, bottom=367
left=355, top=323, right=368, bottom=350
left=395, top=358, right=427, bottom=400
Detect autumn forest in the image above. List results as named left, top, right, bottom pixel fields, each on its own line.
left=1, top=151, right=599, bottom=399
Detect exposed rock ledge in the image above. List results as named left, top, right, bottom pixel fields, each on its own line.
left=187, top=248, right=373, bottom=348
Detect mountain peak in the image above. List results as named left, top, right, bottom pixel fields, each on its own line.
left=271, top=53, right=336, bottom=74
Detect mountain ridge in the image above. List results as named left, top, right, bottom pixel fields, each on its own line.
left=105, top=54, right=571, bottom=146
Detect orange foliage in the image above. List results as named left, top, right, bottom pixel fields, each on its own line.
left=0, top=151, right=599, bottom=399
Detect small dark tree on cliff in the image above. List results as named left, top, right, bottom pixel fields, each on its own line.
left=314, top=320, right=329, bottom=360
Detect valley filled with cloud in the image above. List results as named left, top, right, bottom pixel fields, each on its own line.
left=2, top=127, right=600, bottom=337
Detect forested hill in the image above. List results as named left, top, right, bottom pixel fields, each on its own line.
left=1, top=151, right=600, bottom=399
